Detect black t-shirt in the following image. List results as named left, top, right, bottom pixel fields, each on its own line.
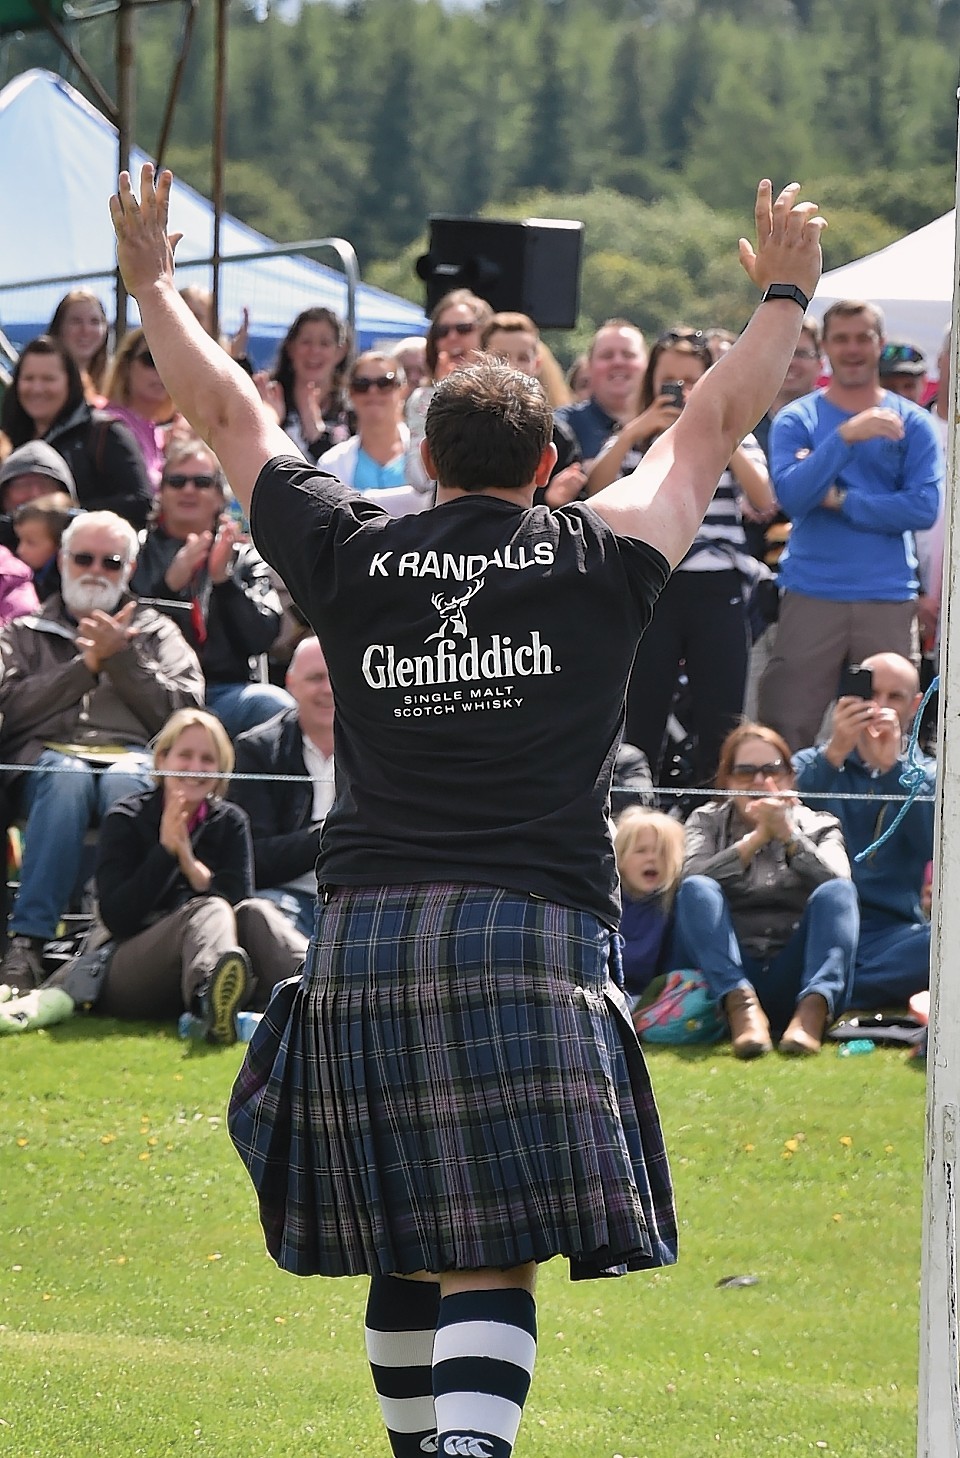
left=250, top=457, right=669, bottom=926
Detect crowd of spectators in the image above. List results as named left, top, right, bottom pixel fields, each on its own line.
left=0, top=282, right=946, bottom=1048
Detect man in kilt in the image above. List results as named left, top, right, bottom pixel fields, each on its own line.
left=111, top=167, right=824, bottom=1458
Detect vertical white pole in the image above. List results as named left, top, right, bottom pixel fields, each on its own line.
left=917, top=90, right=960, bottom=1458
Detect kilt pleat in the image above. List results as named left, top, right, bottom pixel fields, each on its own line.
left=227, top=883, right=678, bottom=1280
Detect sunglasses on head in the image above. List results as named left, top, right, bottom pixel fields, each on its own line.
left=434, top=320, right=477, bottom=341
left=162, top=473, right=219, bottom=490
left=880, top=343, right=924, bottom=366
left=658, top=328, right=710, bottom=353
left=68, top=550, right=125, bottom=573
left=729, top=760, right=788, bottom=783
left=350, top=372, right=399, bottom=394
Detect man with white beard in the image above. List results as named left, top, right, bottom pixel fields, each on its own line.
left=0, top=510, right=204, bottom=991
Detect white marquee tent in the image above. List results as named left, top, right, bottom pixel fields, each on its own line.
left=811, top=209, right=955, bottom=369
left=0, top=68, right=428, bottom=365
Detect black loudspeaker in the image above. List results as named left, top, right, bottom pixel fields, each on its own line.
left=416, top=215, right=584, bottom=330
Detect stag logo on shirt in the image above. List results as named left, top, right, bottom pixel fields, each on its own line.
left=425, top=577, right=484, bottom=641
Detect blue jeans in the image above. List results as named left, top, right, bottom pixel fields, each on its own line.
left=205, top=681, right=295, bottom=739
left=13, top=750, right=153, bottom=940
left=255, top=886, right=318, bottom=940
left=670, top=874, right=859, bottom=1033
left=851, top=915, right=929, bottom=1009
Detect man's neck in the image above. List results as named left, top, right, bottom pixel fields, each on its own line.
left=435, top=483, right=534, bottom=507
left=823, top=380, right=884, bottom=413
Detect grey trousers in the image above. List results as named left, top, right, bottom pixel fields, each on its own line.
left=757, top=592, right=918, bottom=752
left=95, top=895, right=308, bottom=1021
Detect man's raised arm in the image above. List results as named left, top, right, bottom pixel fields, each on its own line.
left=110, top=165, right=295, bottom=519
left=589, top=180, right=825, bottom=567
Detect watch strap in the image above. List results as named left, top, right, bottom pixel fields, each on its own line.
left=761, top=283, right=810, bottom=312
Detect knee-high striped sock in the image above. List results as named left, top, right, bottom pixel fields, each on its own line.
left=365, top=1274, right=441, bottom=1457
left=433, top=1288, right=537, bottom=1458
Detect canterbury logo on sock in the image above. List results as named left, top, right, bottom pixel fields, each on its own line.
left=442, top=1440, right=494, bottom=1458
left=419, top=1440, right=438, bottom=1455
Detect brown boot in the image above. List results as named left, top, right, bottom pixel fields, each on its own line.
left=779, top=993, right=829, bottom=1056
left=724, top=986, right=773, bottom=1059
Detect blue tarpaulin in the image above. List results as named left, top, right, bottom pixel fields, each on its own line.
left=0, top=69, right=428, bottom=366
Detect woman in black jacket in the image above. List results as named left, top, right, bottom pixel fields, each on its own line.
left=0, top=335, right=151, bottom=530
left=94, top=708, right=307, bottom=1042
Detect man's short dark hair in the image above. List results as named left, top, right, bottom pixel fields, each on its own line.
left=425, top=358, right=553, bottom=492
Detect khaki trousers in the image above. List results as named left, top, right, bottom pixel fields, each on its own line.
left=96, top=895, right=308, bottom=1021
left=757, top=592, right=918, bottom=752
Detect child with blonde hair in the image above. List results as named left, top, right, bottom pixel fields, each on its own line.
left=614, top=806, right=685, bottom=1002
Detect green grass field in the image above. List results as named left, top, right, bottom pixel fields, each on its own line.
left=1, top=1023, right=925, bottom=1457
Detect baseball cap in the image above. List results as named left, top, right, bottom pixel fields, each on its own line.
left=0, top=441, right=77, bottom=497
left=879, top=342, right=926, bottom=377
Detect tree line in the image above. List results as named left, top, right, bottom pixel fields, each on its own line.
left=5, top=0, right=958, bottom=354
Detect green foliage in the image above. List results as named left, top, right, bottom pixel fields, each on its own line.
left=0, top=1024, right=924, bottom=1456
left=1, top=0, right=956, bottom=340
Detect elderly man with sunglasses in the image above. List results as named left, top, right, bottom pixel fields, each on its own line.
left=0, top=509, right=204, bottom=993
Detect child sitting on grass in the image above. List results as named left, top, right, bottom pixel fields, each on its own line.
left=13, top=492, right=75, bottom=601
left=614, top=806, right=685, bottom=1004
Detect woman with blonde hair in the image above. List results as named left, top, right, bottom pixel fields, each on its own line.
left=92, top=708, right=307, bottom=1041
left=104, top=326, right=177, bottom=491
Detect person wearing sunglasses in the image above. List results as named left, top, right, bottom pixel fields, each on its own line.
left=104, top=326, right=179, bottom=493
left=112, top=164, right=824, bottom=1458
left=130, top=437, right=294, bottom=738
left=0, top=509, right=205, bottom=995
left=316, top=353, right=422, bottom=517
left=405, top=289, right=493, bottom=493
left=672, top=722, right=858, bottom=1058
left=877, top=339, right=927, bottom=405
left=0, top=335, right=152, bottom=531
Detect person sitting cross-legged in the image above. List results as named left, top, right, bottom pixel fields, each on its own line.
left=0, top=509, right=204, bottom=993
left=228, top=634, right=334, bottom=939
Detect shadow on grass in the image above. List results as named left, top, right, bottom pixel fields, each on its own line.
left=43, top=1015, right=234, bottom=1059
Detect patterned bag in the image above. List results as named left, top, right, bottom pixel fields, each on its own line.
left=632, top=970, right=723, bottom=1045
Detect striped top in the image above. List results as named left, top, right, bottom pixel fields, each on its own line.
left=678, top=431, right=765, bottom=573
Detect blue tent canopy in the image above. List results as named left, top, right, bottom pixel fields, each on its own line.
left=0, top=69, right=428, bottom=366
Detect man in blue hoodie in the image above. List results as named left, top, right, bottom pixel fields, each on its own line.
left=758, top=299, right=941, bottom=751
left=793, top=651, right=933, bottom=1009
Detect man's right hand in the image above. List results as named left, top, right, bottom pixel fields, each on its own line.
left=838, top=408, right=905, bottom=445
left=825, top=694, right=875, bottom=767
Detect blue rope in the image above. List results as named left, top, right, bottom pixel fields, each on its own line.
left=854, top=674, right=938, bottom=863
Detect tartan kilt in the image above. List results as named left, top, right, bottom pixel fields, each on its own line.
left=227, top=882, right=677, bottom=1281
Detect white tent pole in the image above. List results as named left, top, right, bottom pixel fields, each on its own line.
left=917, top=87, right=960, bottom=1458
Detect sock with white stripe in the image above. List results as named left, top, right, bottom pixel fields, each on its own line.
left=365, top=1274, right=441, bottom=1457
left=432, top=1287, right=537, bottom=1458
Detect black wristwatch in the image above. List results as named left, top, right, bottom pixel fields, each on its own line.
left=761, top=283, right=810, bottom=312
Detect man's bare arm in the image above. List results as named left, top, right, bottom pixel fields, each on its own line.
left=589, top=180, right=825, bottom=566
left=109, top=166, right=294, bottom=518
